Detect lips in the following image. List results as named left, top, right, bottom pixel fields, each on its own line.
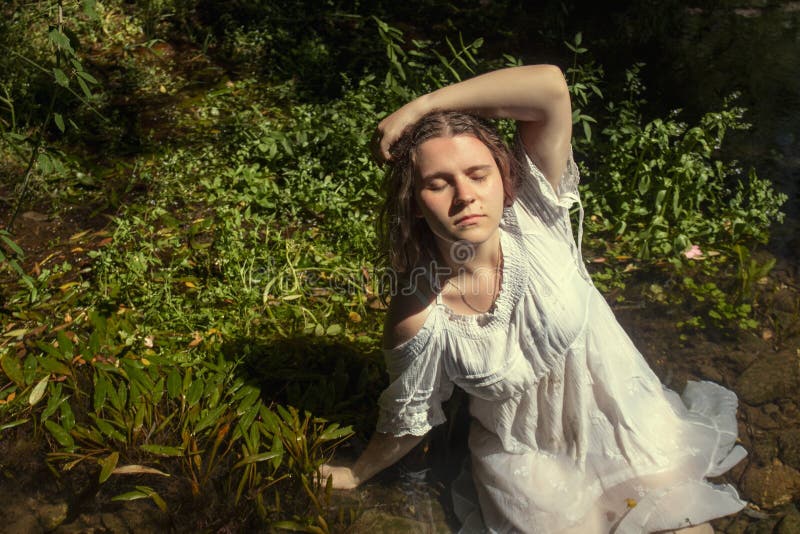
left=454, top=214, right=484, bottom=225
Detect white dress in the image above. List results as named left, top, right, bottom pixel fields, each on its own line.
left=375, top=151, right=748, bottom=533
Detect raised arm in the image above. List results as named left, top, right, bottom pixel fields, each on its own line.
left=321, top=432, right=424, bottom=489
left=374, top=65, right=573, bottom=189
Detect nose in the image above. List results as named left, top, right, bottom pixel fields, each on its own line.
left=453, top=177, right=476, bottom=206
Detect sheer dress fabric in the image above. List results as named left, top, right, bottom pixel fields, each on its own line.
left=375, top=149, right=747, bottom=533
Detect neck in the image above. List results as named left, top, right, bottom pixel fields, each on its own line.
left=435, top=230, right=502, bottom=277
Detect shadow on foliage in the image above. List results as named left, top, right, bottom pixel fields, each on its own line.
left=223, top=335, right=385, bottom=436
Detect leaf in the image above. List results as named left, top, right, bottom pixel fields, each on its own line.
left=233, top=451, right=282, bottom=469
left=3, top=328, right=28, bottom=338
left=134, top=486, right=168, bottom=512
left=93, top=374, right=109, bottom=412
left=185, top=378, right=204, bottom=405
left=140, top=444, right=184, bottom=457
left=48, top=29, right=73, bottom=52
left=76, top=70, right=98, bottom=84
left=111, top=489, right=149, bottom=502
left=54, top=113, right=65, bottom=133
left=53, top=68, right=69, bottom=87
left=326, top=324, right=342, bottom=336
left=98, top=452, right=119, bottom=483
left=112, top=465, right=170, bottom=477
left=56, top=331, right=75, bottom=358
left=1, top=353, right=25, bottom=386
left=28, top=375, right=49, bottom=406
left=77, top=76, right=92, bottom=99
left=39, top=356, right=71, bottom=376
left=0, top=234, right=24, bottom=256
left=44, top=419, right=75, bottom=449
left=0, top=419, right=29, bottom=432
left=166, top=370, right=182, bottom=399
left=83, top=0, right=99, bottom=20
left=37, top=153, right=53, bottom=174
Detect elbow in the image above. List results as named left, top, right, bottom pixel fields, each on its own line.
left=523, top=64, right=569, bottom=99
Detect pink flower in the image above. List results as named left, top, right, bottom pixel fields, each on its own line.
left=683, top=245, right=703, bottom=260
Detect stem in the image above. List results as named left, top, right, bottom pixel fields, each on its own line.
left=6, top=0, right=63, bottom=231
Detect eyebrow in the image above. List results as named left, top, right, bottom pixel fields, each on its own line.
left=420, top=164, right=494, bottom=182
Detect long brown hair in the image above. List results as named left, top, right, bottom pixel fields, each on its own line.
left=379, top=110, right=521, bottom=274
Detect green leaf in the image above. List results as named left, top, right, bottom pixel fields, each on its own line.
left=54, top=113, right=65, bottom=133
left=77, top=70, right=98, bottom=84
left=53, top=68, right=69, bottom=87
left=166, top=370, right=181, bottom=399
left=83, top=0, right=99, bottom=19
left=0, top=419, right=30, bottom=432
left=134, top=486, right=168, bottom=513
left=325, top=324, right=342, bottom=336
left=185, top=378, right=204, bottom=405
left=93, top=374, right=110, bottom=413
left=0, top=234, right=24, bottom=256
left=99, top=452, right=119, bottom=483
left=48, top=30, right=73, bottom=52
left=140, top=444, right=184, bottom=457
left=1, top=353, right=25, bottom=386
left=37, top=153, right=53, bottom=174
left=28, top=375, right=49, bottom=406
left=44, top=419, right=75, bottom=449
left=111, top=490, right=148, bottom=502
left=60, top=401, right=76, bottom=430
left=193, top=405, right=227, bottom=434
left=39, top=356, right=71, bottom=376
left=77, top=76, right=92, bottom=99
left=233, top=451, right=282, bottom=470
left=56, top=331, right=75, bottom=358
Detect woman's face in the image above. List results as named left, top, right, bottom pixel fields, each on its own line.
left=413, top=134, right=505, bottom=252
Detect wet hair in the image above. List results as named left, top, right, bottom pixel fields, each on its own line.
left=379, top=110, right=521, bottom=274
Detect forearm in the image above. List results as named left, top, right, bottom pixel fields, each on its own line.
left=408, top=65, right=569, bottom=125
left=351, top=431, right=425, bottom=485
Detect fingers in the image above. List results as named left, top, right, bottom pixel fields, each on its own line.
left=370, top=127, right=388, bottom=164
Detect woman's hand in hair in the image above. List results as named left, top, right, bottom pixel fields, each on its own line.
left=372, top=96, right=431, bottom=163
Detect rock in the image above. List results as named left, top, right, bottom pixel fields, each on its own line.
left=778, top=429, right=800, bottom=471
left=772, top=288, right=797, bottom=314
left=101, top=512, right=131, bottom=533
left=744, top=518, right=778, bottom=534
left=750, top=431, right=779, bottom=466
left=740, top=460, right=800, bottom=509
left=777, top=505, right=800, bottom=534
left=736, top=352, right=800, bottom=405
left=36, top=501, right=68, bottom=530
left=4, top=514, right=44, bottom=534
left=743, top=404, right=781, bottom=430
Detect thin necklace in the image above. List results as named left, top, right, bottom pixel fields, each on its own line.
left=445, top=239, right=503, bottom=314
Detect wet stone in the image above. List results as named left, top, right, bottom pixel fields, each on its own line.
left=778, top=429, right=800, bottom=470
left=776, top=504, right=800, bottom=534
left=36, top=501, right=69, bottom=530
left=736, top=352, right=800, bottom=405
left=740, top=460, right=800, bottom=509
left=744, top=518, right=779, bottom=534
left=750, top=431, right=780, bottom=465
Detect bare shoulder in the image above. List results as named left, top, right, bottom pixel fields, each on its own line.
left=382, top=280, right=435, bottom=350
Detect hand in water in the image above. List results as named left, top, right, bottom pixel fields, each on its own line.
left=319, top=463, right=360, bottom=490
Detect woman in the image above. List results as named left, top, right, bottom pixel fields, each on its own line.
left=322, top=65, right=747, bottom=533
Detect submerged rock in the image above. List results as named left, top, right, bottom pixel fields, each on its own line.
left=736, top=352, right=800, bottom=405
left=740, top=459, right=800, bottom=509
